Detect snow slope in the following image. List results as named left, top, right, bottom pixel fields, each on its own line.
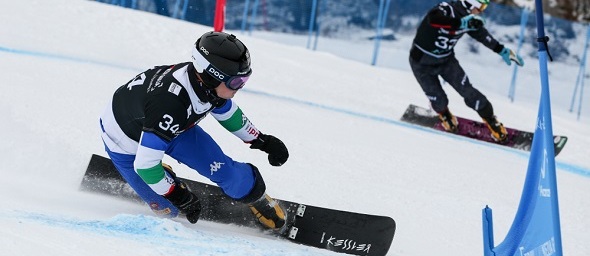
left=0, top=0, right=588, bottom=255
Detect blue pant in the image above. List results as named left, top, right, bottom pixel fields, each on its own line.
left=104, top=125, right=256, bottom=218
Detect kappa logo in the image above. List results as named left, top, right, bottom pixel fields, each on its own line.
left=210, top=161, right=225, bottom=175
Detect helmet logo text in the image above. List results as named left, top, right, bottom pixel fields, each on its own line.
left=208, top=67, right=225, bottom=80
left=200, top=46, right=209, bottom=55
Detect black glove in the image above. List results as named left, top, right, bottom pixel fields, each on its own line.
left=250, top=133, right=289, bottom=166
left=163, top=166, right=201, bottom=224
left=165, top=182, right=201, bottom=223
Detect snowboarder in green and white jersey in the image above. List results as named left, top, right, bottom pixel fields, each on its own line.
left=99, top=31, right=288, bottom=231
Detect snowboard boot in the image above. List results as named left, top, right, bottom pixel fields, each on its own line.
left=482, top=115, right=507, bottom=142
left=248, top=193, right=287, bottom=232
left=161, top=163, right=201, bottom=223
left=438, top=108, right=458, bottom=132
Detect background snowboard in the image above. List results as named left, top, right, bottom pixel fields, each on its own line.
left=80, top=154, right=396, bottom=256
left=400, top=104, right=568, bottom=156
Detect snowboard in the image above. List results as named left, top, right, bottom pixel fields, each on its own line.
left=80, top=154, right=396, bottom=256
left=400, top=104, right=568, bottom=156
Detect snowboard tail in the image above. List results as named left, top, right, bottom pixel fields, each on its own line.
left=400, top=104, right=568, bottom=156
left=80, top=154, right=396, bottom=256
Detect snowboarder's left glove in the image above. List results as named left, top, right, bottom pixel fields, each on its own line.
left=499, top=47, right=524, bottom=66
left=250, top=133, right=289, bottom=166
left=164, top=181, right=202, bottom=224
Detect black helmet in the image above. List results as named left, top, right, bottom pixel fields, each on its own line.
left=191, top=31, right=252, bottom=89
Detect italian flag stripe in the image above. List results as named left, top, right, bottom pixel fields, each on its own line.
left=217, top=107, right=245, bottom=132
left=137, top=164, right=165, bottom=185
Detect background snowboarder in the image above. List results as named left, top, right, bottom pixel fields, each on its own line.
left=409, top=0, right=524, bottom=141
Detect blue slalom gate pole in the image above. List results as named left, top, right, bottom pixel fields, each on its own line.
left=530, top=0, right=563, bottom=251
left=180, top=0, right=189, bottom=20
left=481, top=0, right=563, bottom=255
left=306, top=0, right=319, bottom=50
left=311, top=0, right=326, bottom=51
left=171, top=0, right=181, bottom=19
left=371, top=0, right=384, bottom=65
left=371, top=0, right=392, bottom=66
left=578, top=72, right=586, bottom=120
left=569, top=25, right=590, bottom=120
left=240, top=0, right=251, bottom=34
left=508, top=7, right=529, bottom=102
left=248, top=0, right=260, bottom=35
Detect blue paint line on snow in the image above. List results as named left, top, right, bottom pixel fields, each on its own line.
left=1, top=211, right=331, bottom=255
left=244, top=89, right=590, bottom=178
left=0, top=46, right=141, bottom=72
left=4, top=45, right=589, bottom=178
left=11, top=212, right=185, bottom=238
left=1, top=211, right=235, bottom=252
left=4, top=211, right=207, bottom=251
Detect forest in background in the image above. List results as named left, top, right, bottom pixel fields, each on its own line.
left=496, top=0, right=590, bottom=21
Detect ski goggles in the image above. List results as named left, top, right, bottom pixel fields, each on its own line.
left=192, top=49, right=252, bottom=90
